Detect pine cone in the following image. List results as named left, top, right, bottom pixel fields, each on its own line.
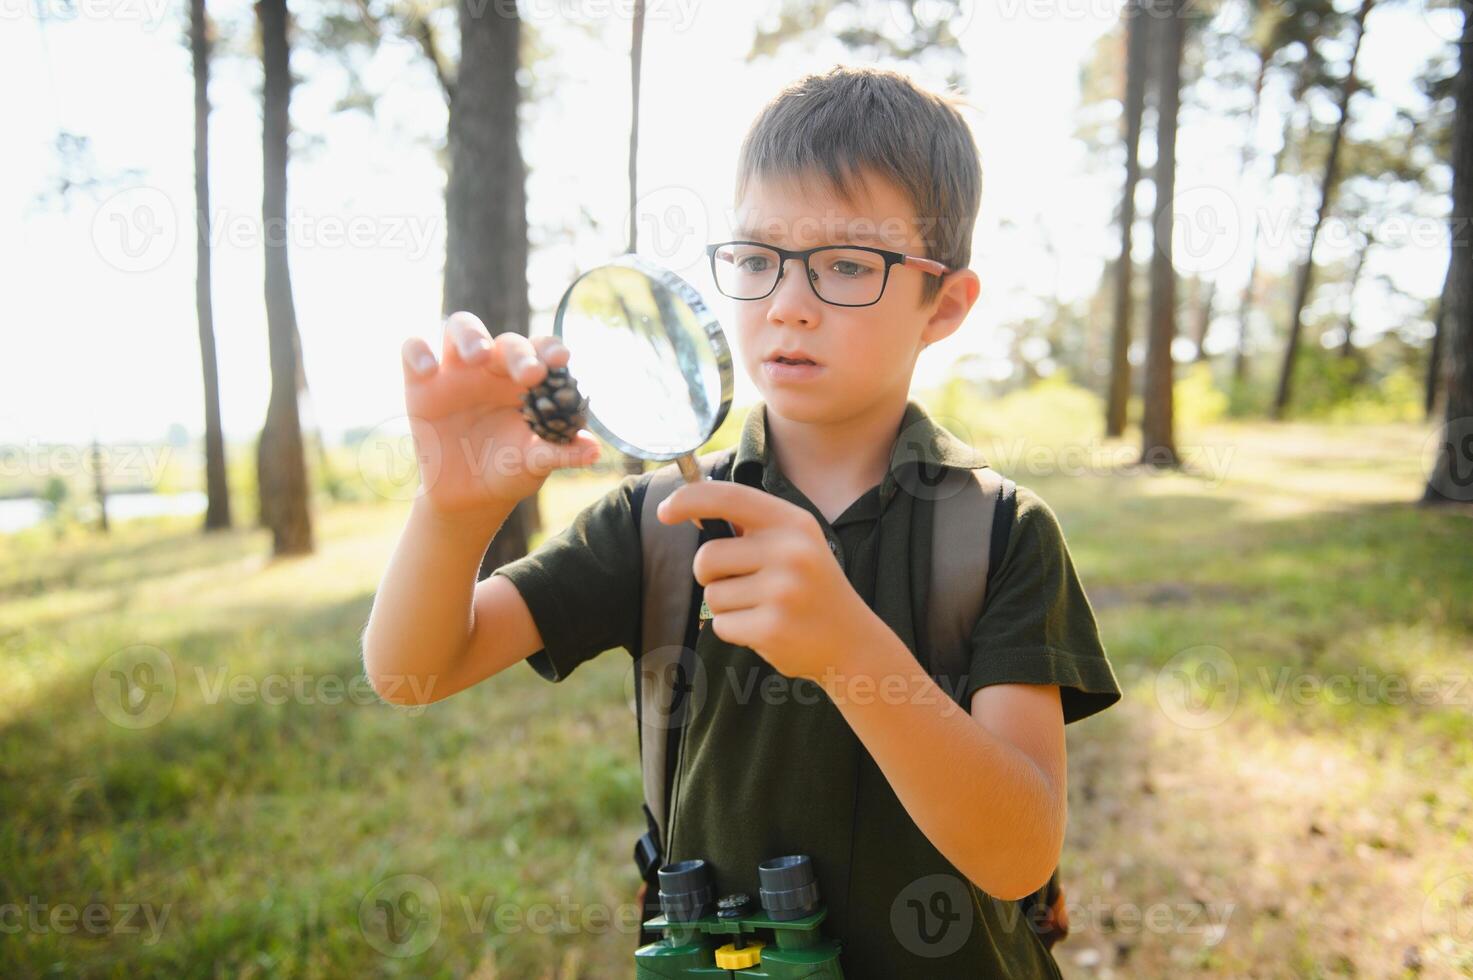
left=520, top=365, right=590, bottom=444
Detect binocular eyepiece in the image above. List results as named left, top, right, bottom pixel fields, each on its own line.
left=656, top=853, right=820, bottom=923
left=636, top=852, right=844, bottom=978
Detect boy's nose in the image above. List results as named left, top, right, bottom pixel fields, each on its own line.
left=766, top=257, right=820, bottom=326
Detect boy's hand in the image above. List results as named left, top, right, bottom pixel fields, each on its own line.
left=656, top=481, right=874, bottom=684
left=400, top=311, right=601, bottom=524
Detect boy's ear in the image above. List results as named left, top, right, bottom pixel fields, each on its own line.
left=921, top=268, right=981, bottom=347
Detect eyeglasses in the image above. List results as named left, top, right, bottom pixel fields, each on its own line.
left=705, top=240, right=951, bottom=308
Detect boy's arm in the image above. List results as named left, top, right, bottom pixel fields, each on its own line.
left=823, top=627, right=1067, bottom=902
left=362, top=495, right=544, bottom=706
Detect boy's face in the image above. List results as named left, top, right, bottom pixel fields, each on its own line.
left=725, top=168, right=979, bottom=426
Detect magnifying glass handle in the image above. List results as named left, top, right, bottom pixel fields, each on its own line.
left=675, top=454, right=739, bottom=539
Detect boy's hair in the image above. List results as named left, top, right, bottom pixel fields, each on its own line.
left=734, top=65, right=983, bottom=305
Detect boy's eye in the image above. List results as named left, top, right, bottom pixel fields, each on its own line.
left=823, top=251, right=882, bottom=278
left=736, top=255, right=771, bottom=272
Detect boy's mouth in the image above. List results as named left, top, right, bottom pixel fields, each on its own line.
left=766, top=352, right=819, bottom=366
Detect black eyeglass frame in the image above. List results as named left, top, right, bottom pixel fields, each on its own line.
left=704, top=240, right=952, bottom=308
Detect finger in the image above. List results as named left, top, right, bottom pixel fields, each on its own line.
left=442, top=311, right=492, bottom=366
left=692, top=535, right=766, bottom=587
left=701, top=573, right=763, bottom=615
left=531, top=334, right=572, bottom=370
left=523, top=430, right=602, bottom=476
left=708, top=607, right=768, bottom=652
left=402, top=337, right=439, bottom=382
left=492, top=332, right=542, bottom=385
left=657, top=480, right=793, bottom=534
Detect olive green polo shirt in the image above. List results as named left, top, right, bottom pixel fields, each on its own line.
left=493, top=399, right=1121, bottom=978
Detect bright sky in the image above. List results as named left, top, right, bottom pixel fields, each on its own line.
left=0, top=0, right=1458, bottom=445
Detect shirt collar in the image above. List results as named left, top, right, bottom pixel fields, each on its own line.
left=730, top=399, right=988, bottom=501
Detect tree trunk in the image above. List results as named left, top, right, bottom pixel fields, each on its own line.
left=1339, top=232, right=1372, bottom=373
left=1193, top=279, right=1215, bottom=361
left=1234, top=64, right=1289, bottom=387
left=255, top=0, right=314, bottom=556
left=442, top=0, right=538, bottom=579
left=1106, top=0, right=1151, bottom=438
left=193, top=0, right=231, bottom=532
left=1140, top=0, right=1184, bottom=467
left=1426, top=256, right=1452, bottom=419
left=1424, top=11, right=1472, bottom=506
left=1272, top=0, right=1373, bottom=419
left=91, top=437, right=109, bottom=533
left=619, top=0, right=650, bottom=480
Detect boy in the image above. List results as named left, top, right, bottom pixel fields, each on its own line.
left=364, top=66, right=1121, bottom=977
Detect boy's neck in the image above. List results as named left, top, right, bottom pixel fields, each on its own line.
left=764, top=395, right=908, bottom=524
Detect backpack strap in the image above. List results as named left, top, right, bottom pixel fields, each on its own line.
left=926, top=467, right=1015, bottom=703
left=629, top=447, right=737, bottom=894
left=930, top=472, right=1063, bottom=947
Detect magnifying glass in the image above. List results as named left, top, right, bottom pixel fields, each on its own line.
left=549, top=253, right=738, bottom=539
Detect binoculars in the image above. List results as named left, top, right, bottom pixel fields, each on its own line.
left=634, top=853, right=844, bottom=978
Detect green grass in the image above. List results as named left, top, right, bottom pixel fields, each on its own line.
left=1, top=403, right=1470, bottom=978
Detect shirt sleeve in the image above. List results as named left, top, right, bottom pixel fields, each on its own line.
left=963, top=484, right=1122, bottom=725
left=490, top=473, right=644, bottom=683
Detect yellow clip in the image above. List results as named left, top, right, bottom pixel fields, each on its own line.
left=714, top=939, right=764, bottom=969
